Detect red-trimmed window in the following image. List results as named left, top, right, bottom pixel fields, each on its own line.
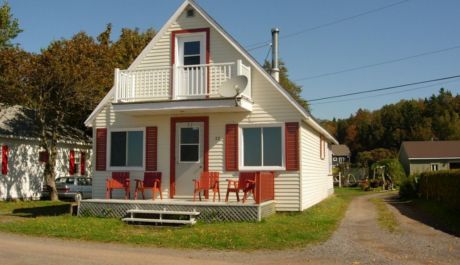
left=240, top=125, right=284, bottom=170
left=80, top=152, right=86, bottom=175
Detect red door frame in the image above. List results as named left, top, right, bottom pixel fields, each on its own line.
left=170, top=116, right=209, bottom=198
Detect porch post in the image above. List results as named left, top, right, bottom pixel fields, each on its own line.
left=114, top=68, right=120, bottom=102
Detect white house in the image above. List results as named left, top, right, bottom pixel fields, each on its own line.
left=0, top=104, right=92, bottom=200
left=85, top=0, right=337, bottom=211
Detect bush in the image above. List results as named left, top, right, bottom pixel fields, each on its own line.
left=399, top=175, right=418, bottom=199
left=418, top=170, right=460, bottom=210
left=374, top=159, right=405, bottom=186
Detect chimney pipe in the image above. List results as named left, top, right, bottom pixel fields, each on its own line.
left=271, top=27, right=280, bottom=82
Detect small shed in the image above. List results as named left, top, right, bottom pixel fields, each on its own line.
left=398, top=141, right=460, bottom=175
left=331, top=144, right=351, bottom=167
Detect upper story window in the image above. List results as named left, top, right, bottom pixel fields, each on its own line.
left=240, top=125, right=284, bottom=170
left=110, top=130, right=144, bottom=168
left=183, top=41, right=201, bottom=65
left=431, top=164, right=439, bottom=171
left=177, top=34, right=205, bottom=66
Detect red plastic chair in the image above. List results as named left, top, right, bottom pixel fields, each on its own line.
left=106, top=172, right=130, bottom=199
left=225, top=172, right=256, bottom=203
left=193, top=172, right=220, bottom=202
left=134, top=172, right=162, bottom=200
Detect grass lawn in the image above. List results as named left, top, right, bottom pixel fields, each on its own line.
left=371, top=197, right=399, bottom=233
left=0, top=188, right=363, bottom=250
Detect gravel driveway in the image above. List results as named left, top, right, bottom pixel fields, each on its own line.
left=0, top=192, right=458, bottom=265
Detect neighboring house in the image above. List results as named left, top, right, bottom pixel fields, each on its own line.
left=0, top=104, right=92, bottom=200
left=331, top=144, right=351, bottom=167
left=85, top=0, right=338, bottom=211
left=399, top=141, right=460, bottom=175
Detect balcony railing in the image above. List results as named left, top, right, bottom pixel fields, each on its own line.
left=114, top=60, right=251, bottom=102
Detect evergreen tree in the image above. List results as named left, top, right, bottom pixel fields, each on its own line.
left=0, top=1, right=22, bottom=49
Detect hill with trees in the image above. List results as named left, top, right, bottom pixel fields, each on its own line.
left=321, top=89, right=460, bottom=166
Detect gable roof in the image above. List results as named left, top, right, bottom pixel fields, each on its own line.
left=331, top=145, right=350, bottom=156
left=0, top=103, right=91, bottom=144
left=401, top=141, right=460, bottom=159
left=84, top=0, right=338, bottom=144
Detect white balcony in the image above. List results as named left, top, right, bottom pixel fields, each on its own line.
left=114, top=60, right=251, bottom=103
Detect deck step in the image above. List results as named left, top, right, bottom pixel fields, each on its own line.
left=123, top=208, right=200, bottom=226
left=126, top=209, right=200, bottom=216
left=122, top=217, right=196, bottom=225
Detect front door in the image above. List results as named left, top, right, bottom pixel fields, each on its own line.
left=175, top=122, right=204, bottom=198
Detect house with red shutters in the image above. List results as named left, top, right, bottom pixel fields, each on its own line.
left=84, top=0, right=337, bottom=211
left=0, top=104, right=92, bottom=200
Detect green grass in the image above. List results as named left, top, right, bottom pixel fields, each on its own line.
left=371, top=197, right=399, bottom=233
left=0, top=188, right=363, bottom=250
left=411, top=198, right=460, bottom=235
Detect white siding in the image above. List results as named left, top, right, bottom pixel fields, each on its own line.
left=300, top=122, right=334, bottom=210
left=0, top=138, right=92, bottom=200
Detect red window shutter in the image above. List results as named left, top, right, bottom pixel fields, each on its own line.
left=145, top=127, right=158, bottom=171
left=39, top=151, right=49, bottom=163
left=285, top=122, right=299, bottom=171
left=69, top=150, right=75, bottom=175
left=80, top=152, right=86, bottom=175
left=225, top=124, right=238, bottom=171
left=2, top=145, right=8, bottom=175
left=96, top=128, right=107, bottom=171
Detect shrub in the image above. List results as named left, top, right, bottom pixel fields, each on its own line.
left=399, top=175, right=418, bottom=199
left=374, top=159, right=405, bottom=186
left=418, top=170, right=460, bottom=210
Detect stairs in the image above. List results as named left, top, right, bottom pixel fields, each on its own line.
left=122, top=208, right=200, bottom=225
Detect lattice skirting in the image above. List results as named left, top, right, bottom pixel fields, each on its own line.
left=78, top=199, right=276, bottom=222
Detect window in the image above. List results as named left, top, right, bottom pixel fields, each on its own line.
left=110, top=130, right=144, bottom=168
left=431, top=164, right=439, bottom=171
left=74, top=152, right=81, bottom=175
left=183, top=41, right=201, bottom=65
left=180, top=127, right=200, bottom=162
left=241, top=126, right=283, bottom=169
left=320, top=135, right=326, bottom=160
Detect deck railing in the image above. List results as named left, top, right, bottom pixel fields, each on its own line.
left=114, top=60, right=251, bottom=102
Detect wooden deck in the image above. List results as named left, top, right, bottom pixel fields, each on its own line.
left=78, top=198, right=276, bottom=222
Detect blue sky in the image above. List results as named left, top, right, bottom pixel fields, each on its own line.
left=8, top=0, right=460, bottom=120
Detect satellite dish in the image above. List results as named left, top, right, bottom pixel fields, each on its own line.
left=219, top=75, right=248, bottom=97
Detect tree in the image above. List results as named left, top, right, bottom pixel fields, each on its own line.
left=112, top=27, right=156, bottom=69
left=0, top=47, right=35, bottom=104
left=0, top=1, right=22, bottom=49
left=263, top=59, right=310, bottom=111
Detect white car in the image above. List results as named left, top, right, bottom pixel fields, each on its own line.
left=43, top=177, right=92, bottom=201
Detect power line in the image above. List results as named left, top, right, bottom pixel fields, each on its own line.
left=307, top=74, right=460, bottom=102
left=310, top=79, right=460, bottom=106
left=245, top=0, right=409, bottom=51
left=295, top=44, right=460, bottom=81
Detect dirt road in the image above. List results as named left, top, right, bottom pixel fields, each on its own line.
left=0, top=193, right=458, bottom=265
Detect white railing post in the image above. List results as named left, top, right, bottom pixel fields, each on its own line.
left=172, top=64, right=177, bottom=100
left=236, top=59, right=242, bottom=76
left=114, top=68, right=120, bottom=102
left=131, top=73, right=135, bottom=100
